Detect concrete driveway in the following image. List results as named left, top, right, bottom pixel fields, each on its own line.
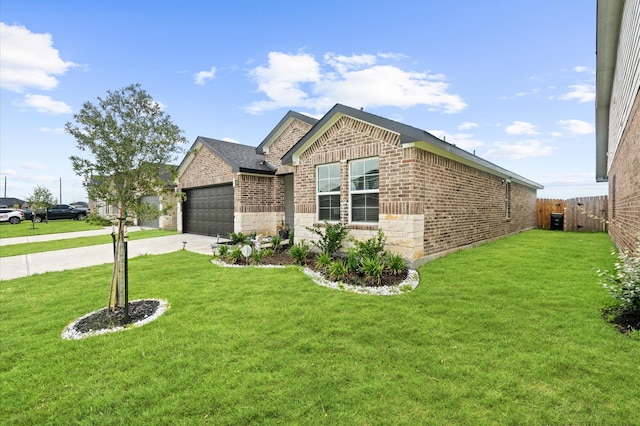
left=0, top=229, right=219, bottom=281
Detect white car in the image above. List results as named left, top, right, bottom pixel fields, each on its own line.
left=0, top=208, right=24, bottom=224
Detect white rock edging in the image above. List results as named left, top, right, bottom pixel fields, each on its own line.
left=210, top=259, right=420, bottom=296
left=61, top=298, right=169, bottom=340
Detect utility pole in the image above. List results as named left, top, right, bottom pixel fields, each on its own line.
left=59, top=177, right=62, bottom=204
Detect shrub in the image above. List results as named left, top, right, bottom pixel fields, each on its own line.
left=599, top=239, right=640, bottom=314
left=262, top=248, right=274, bottom=258
left=230, top=232, right=248, bottom=245
left=346, top=248, right=360, bottom=273
left=361, top=255, right=384, bottom=286
left=216, top=244, right=229, bottom=258
left=316, top=252, right=332, bottom=270
left=250, top=249, right=264, bottom=265
left=289, top=240, right=310, bottom=265
left=271, top=236, right=283, bottom=252
left=86, top=212, right=112, bottom=226
left=227, top=246, right=244, bottom=264
left=328, top=260, right=347, bottom=281
left=384, top=252, right=406, bottom=275
left=353, top=229, right=386, bottom=260
left=306, top=221, right=349, bottom=257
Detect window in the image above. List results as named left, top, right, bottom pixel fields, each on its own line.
left=317, top=163, right=340, bottom=221
left=505, top=180, right=511, bottom=219
left=350, top=158, right=379, bottom=223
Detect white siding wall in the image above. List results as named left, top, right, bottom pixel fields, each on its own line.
left=608, top=0, right=640, bottom=170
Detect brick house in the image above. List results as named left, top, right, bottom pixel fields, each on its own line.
left=178, top=104, right=542, bottom=267
left=596, top=0, right=640, bottom=253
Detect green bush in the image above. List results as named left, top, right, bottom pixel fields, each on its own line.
left=384, top=252, right=406, bottom=275
left=353, top=229, right=386, bottom=260
left=250, top=249, right=264, bottom=265
left=227, top=246, right=244, bottom=264
left=346, top=248, right=360, bottom=273
left=230, top=232, right=248, bottom=245
left=289, top=240, right=310, bottom=265
left=306, top=221, right=349, bottom=257
left=328, top=260, right=347, bottom=281
left=271, top=236, right=283, bottom=252
left=599, top=239, right=640, bottom=314
left=361, top=255, right=384, bottom=286
left=86, top=212, right=112, bottom=226
left=217, top=244, right=229, bottom=258
left=316, top=252, right=332, bottom=270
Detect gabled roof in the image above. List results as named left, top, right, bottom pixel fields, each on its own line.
left=0, top=197, right=26, bottom=208
left=255, top=111, right=318, bottom=155
left=282, top=104, right=543, bottom=190
left=178, top=136, right=275, bottom=175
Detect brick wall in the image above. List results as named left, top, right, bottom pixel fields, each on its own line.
left=609, top=91, right=640, bottom=253
left=293, top=115, right=538, bottom=265
left=264, top=118, right=314, bottom=168
left=178, top=147, right=234, bottom=190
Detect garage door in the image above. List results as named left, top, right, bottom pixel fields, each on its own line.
left=184, top=185, right=234, bottom=237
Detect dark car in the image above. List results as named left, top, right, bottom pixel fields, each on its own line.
left=21, top=209, right=33, bottom=221
left=33, top=204, right=90, bottom=222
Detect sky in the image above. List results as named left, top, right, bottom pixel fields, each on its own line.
left=0, top=0, right=605, bottom=203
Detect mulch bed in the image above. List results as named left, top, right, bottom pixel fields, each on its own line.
left=229, top=251, right=409, bottom=287
left=602, top=306, right=640, bottom=336
left=74, top=299, right=160, bottom=332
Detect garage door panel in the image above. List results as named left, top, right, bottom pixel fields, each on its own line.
left=184, top=185, right=234, bottom=237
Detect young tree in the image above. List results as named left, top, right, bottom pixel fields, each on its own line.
left=25, top=185, right=55, bottom=228
left=66, top=83, right=186, bottom=318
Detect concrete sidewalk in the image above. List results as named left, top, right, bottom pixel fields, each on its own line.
left=0, top=232, right=219, bottom=281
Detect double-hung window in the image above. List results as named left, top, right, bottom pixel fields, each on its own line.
left=317, top=163, right=341, bottom=221
left=350, top=158, right=379, bottom=223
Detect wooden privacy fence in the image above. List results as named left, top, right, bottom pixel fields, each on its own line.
left=537, top=196, right=608, bottom=232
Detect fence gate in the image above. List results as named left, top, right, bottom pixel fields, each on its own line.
left=537, top=196, right=608, bottom=232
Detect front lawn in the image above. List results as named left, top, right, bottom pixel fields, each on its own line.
left=0, top=229, right=177, bottom=258
left=1, top=230, right=638, bottom=424
left=0, top=219, right=104, bottom=238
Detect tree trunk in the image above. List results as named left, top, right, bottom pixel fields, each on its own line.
left=108, top=218, right=128, bottom=314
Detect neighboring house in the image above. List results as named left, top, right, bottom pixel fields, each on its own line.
left=178, top=104, right=542, bottom=267
left=0, top=197, right=27, bottom=208
left=596, top=0, right=640, bottom=253
left=88, top=165, right=178, bottom=229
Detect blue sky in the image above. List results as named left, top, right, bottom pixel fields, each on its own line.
left=0, top=0, right=604, bottom=203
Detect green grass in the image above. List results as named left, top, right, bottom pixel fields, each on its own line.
left=0, top=229, right=178, bottom=257
left=1, top=230, right=638, bottom=424
left=0, top=220, right=104, bottom=238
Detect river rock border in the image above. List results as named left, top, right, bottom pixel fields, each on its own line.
left=210, top=259, right=420, bottom=296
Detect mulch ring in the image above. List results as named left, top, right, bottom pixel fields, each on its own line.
left=61, top=299, right=168, bottom=340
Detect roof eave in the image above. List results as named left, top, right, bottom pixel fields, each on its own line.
left=595, top=0, right=625, bottom=182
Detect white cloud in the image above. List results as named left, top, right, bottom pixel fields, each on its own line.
left=427, top=129, right=484, bottom=150
left=485, top=140, right=556, bottom=160
left=516, top=88, right=541, bottom=97
left=458, top=121, right=478, bottom=130
left=21, top=162, right=47, bottom=170
left=505, top=121, right=538, bottom=135
left=20, top=94, right=72, bottom=114
left=39, top=126, right=66, bottom=134
left=573, top=66, right=589, bottom=73
left=194, top=66, right=216, bottom=85
left=557, top=119, right=594, bottom=135
left=246, top=51, right=467, bottom=114
left=559, top=84, right=595, bottom=103
left=0, top=22, right=76, bottom=92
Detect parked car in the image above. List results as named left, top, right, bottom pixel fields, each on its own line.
left=33, top=204, right=90, bottom=222
left=21, top=209, right=33, bottom=221
left=0, top=208, right=25, bottom=224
